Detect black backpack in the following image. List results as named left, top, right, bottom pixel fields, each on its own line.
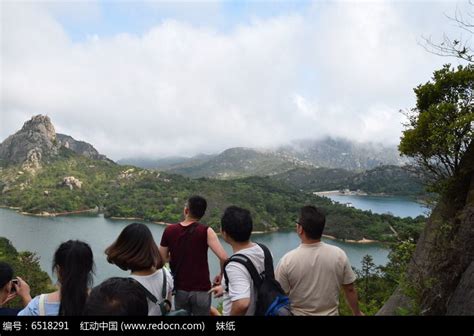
left=223, top=243, right=292, bottom=316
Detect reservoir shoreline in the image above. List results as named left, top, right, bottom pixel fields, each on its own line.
left=3, top=207, right=382, bottom=244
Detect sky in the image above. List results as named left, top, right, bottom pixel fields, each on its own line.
left=0, top=0, right=471, bottom=160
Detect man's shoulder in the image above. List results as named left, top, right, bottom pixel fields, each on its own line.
left=163, top=223, right=179, bottom=234
left=280, top=245, right=303, bottom=262
left=321, top=242, right=348, bottom=256
left=229, top=245, right=262, bottom=261
left=195, top=221, right=209, bottom=230
left=228, top=244, right=265, bottom=269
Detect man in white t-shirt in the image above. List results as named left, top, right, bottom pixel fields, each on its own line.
left=275, top=205, right=363, bottom=316
left=209, top=206, right=265, bottom=316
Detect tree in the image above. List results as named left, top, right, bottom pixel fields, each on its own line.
left=399, top=64, right=474, bottom=191
left=359, top=254, right=377, bottom=304
left=422, top=1, right=474, bottom=63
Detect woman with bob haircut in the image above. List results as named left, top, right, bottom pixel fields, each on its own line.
left=105, top=223, right=173, bottom=315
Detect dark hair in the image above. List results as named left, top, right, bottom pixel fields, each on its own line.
left=298, top=206, right=326, bottom=240
left=83, top=277, right=148, bottom=316
left=53, top=240, right=94, bottom=316
left=186, top=195, right=207, bottom=219
left=0, top=262, right=13, bottom=289
left=105, top=223, right=162, bottom=272
left=221, top=206, right=253, bottom=242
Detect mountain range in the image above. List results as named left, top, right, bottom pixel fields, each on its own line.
left=0, top=115, right=425, bottom=241
left=119, top=137, right=406, bottom=179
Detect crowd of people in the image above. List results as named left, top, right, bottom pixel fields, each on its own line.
left=0, top=195, right=363, bottom=316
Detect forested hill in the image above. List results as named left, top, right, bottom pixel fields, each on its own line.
left=0, top=237, right=53, bottom=308
left=271, top=165, right=425, bottom=196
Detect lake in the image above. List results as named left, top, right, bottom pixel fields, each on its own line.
left=325, top=194, right=429, bottom=218
left=0, top=207, right=390, bottom=286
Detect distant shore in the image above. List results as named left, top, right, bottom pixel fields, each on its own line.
left=0, top=205, right=98, bottom=217
left=322, top=234, right=379, bottom=244
left=314, top=190, right=369, bottom=197
left=109, top=216, right=146, bottom=221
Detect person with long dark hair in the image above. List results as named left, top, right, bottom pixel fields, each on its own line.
left=106, top=223, right=173, bottom=316
left=18, top=240, right=94, bottom=316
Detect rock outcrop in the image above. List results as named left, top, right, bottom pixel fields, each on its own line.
left=378, top=143, right=474, bottom=315
left=0, top=115, right=58, bottom=166
left=57, top=134, right=108, bottom=161
left=0, top=115, right=111, bottom=167
left=61, top=176, right=83, bottom=190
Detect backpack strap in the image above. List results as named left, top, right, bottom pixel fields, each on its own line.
left=38, top=294, right=46, bottom=316
left=130, top=278, right=158, bottom=304
left=256, top=243, right=275, bottom=279
left=223, top=253, right=263, bottom=292
left=161, top=268, right=168, bottom=300
left=159, top=269, right=172, bottom=315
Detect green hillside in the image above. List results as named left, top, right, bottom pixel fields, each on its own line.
left=272, top=165, right=425, bottom=196
left=0, top=150, right=424, bottom=241
left=0, top=237, right=53, bottom=309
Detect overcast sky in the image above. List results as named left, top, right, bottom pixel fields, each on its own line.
left=0, top=0, right=471, bottom=160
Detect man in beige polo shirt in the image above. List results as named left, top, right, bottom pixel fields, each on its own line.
left=275, top=205, right=363, bottom=316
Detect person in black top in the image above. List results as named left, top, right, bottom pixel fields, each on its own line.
left=0, top=261, right=31, bottom=315
left=84, top=277, right=148, bottom=316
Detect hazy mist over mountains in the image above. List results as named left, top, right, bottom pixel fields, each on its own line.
left=119, top=137, right=405, bottom=178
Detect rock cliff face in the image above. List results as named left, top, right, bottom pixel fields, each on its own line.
left=57, top=134, right=108, bottom=161
left=0, top=115, right=111, bottom=166
left=378, top=143, right=474, bottom=315
left=0, top=115, right=58, bottom=166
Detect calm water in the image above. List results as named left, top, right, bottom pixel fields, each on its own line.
left=0, top=208, right=389, bottom=286
left=326, top=194, right=429, bottom=218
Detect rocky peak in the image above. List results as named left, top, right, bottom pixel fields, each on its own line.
left=0, top=115, right=111, bottom=167
left=20, top=115, right=57, bottom=143
left=0, top=115, right=59, bottom=167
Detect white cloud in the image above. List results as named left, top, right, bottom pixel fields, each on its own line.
left=0, top=1, right=468, bottom=160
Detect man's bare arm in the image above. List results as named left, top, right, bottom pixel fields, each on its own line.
left=342, top=283, right=364, bottom=316
left=230, top=298, right=250, bottom=316
left=159, top=245, right=170, bottom=265
left=207, top=227, right=229, bottom=276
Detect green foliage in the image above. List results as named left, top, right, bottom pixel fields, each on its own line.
left=339, top=238, right=417, bottom=315
left=359, top=255, right=378, bottom=304
left=0, top=237, right=53, bottom=309
left=272, top=165, right=425, bottom=196
left=399, top=64, right=474, bottom=192
left=0, top=153, right=425, bottom=242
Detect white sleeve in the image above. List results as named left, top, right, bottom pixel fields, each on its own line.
left=165, top=268, right=174, bottom=295
left=226, top=261, right=252, bottom=302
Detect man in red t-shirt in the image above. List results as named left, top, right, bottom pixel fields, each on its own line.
left=159, top=195, right=228, bottom=315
